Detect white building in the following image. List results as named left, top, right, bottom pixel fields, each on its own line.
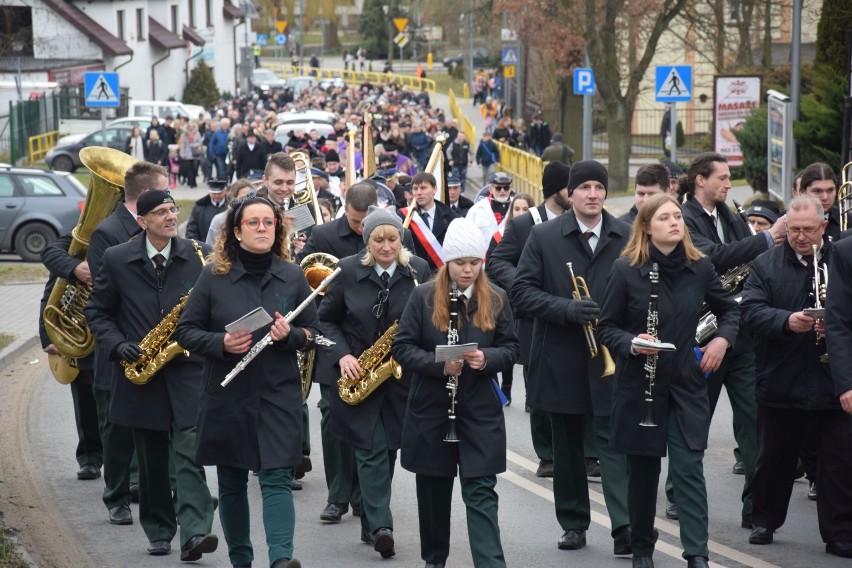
left=0, top=0, right=250, bottom=109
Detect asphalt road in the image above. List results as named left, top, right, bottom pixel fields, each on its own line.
left=18, top=355, right=841, bottom=568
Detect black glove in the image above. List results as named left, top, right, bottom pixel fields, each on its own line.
left=115, top=341, right=143, bottom=363
left=565, top=298, right=600, bottom=324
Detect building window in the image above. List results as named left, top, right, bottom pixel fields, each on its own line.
left=171, top=5, right=179, bottom=33
left=116, top=10, right=125, bottom=40
left=136, top=8, right=145, bottom=40
left=188, top=0, right=195, bottom=28
left=205, top=0, right=212, bottom=27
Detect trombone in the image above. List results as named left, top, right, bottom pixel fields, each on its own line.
left=839, top=161, right=852, bottom=231
left=567, top=262, right=616, bottom=377
left=287, top=150, right=324, bottom=246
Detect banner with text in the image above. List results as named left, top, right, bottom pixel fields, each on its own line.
left=713, top=75, right=762, bottom=167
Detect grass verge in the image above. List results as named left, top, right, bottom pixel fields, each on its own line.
left=0, top=528, right=29, bottom=568
left=0, top=265, right=48, bottom=285
left=0, top=333, right=16, bottom=351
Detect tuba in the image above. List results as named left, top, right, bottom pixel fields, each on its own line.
left=122, top=242, right=207, bottom=385
left=567, top=262, right=616, bottom=377
left=338, top=322, right=403, bottom=405
left=43, top=147, right=136, bottom=370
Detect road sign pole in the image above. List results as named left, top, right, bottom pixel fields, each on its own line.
left=583, top=55, right=592, bottom=161
left=670, top=103, right=677, bottom=164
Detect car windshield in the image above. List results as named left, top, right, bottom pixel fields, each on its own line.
left=255, top=70, right=277, bottom=81
left=63, top=173, right=88, bottom=196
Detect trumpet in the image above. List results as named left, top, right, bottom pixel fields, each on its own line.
left=806, top=243, right=829, bottom=363
left=567, top=262, right=616, bottom=377
left=839, top=161, right=852, bottom=232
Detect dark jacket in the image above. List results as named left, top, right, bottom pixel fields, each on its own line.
left=448, top=195, right=474, bottom=217
left=618, top=205, right=638, bottom=225
left=397, top=201, right=458, bottom=274
left=175, top=257, right=320, bottom=470
left=445, top=140, right=470, bottom=169
left=598, top=255, right=739, bottom=456
left=235, top=142, right=268, bottom=179
left=529, top=121, right=552, bottom=154
left=392, top=282, right=519, bottom=477
left=319, top=254, right=431, bottom=450
left=262, top=139, right=283, bottom=156
left=144, top=140, right=168, bottom=166
left=406, top=131, right=432, bottom=169
left=87, top=204, right=143, bottom=390
left=210, top=129, right=230, bottom=158
left=486, top=203, right=553, bottom=365
left=741, top=241, right=837, bottom=409
left=186, top=195, right=228, bottom=241
left=475, top=140, right=500, bottom=166
left=511, top=210, right=630, bottom=416
left=826, top=236, right=852, bottom=398
left=540, top=141, right=574, bottom=165
left=85, top=236, right=210, bottom=431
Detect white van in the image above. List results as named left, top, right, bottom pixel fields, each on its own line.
left=126, top=100, right=206, bottom=120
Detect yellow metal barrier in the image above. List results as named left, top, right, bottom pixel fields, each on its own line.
left=262, top=65, right=436, bottom=93
left=494, top=141, right=543, bottom=204
left=448, top=89, right=476, bottom=150
left=28, top=131, right=61, bottom=163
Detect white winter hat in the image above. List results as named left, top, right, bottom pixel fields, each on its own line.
left=442, top=218, right=487, bottom=262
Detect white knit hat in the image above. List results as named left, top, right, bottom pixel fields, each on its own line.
left=442, top=218, right=487, bottom=262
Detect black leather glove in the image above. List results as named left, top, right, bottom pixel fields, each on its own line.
left=115, top=341, right=143, bottom=363
left=565, top=298, right=600, bottom=324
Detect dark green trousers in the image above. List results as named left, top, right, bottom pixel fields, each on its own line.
left=584, top=414, right=598, bottom=459
left=628, top=407, right=708, bottom=559
left=319, top=384, right=360, bottom=506
left=133, top=424, right=213, bottom=547
left=301, top=402, right=310, bottom=456
left=415, top=474, right=506, bottom=568
left=549, top=413, right=630, bottom=533
left=93, top=387, right=138, bottom=509
left=70, top=376, right=102, bottom=468
left=525, top=366, right=553, bottom=461
left=355, top=416, right=396, bottom=534
left=218, top=466, right=295, bottom=566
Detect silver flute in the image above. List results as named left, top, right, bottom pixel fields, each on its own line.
left=222, top=267, right=342, bottom=387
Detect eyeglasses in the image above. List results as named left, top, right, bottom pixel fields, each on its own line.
left=787, top=226, right=821, bottom=237
left=147, top=205, right=180, bottom=218
left=493, top=185, right=511, bottom=191
left=372, top=289, right=390, bottom=319
left=240, top=217, right=278, bottom=230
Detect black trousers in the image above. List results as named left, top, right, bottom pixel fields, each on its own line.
left=751, top=404, right=852, bottom=543
left=70, top=371, right=102, bottom=468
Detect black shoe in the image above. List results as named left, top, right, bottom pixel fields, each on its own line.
left=501, top=385, right=512, bottom=405
left=732, top=461, right=745, bottom=475
left=270, top=559, right=302, bottom=568
left=827, top=541, right=852, bottom=558
left=665, top=500, right=678, bottom=520
left=558, top=529, right=586, bottom=550
left=212, top=496, right=219, bottom=511
left=352, top=504, right=361, bottom=517
left=535, top=459, right=554, bottom=478
left=294, top=455, right=312, bottom=480
left=749, top=526, right=774, bottom=544
left=633, top=557, right=655, bottom=568
left=373, top=528, right=395, bottom=558
left=108, top=504, right=133, bottom=525
left=180, top=533, right=218, bottom=562
left=129, top=484, right=140, bottom=503
left=233, top=564, right=251, bottom=568
left=291, top=478, right=302, bottom=490
left=77, top=464, right=101, bottom=480
left=809, top=481, right=817, bottom=501
left=686, top=556, right=709, bottom=568
left=795, top=458, right=806, bottom=480
left=320, top=502, right=349, bottom=522
left=147, top=540, right=171, bottom=555
left=741, top=514, right=753, bottom=529
left=585, top=458, right=601, bottom=478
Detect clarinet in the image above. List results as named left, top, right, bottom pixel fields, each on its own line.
left=443, top=282, right=462, bottom=443
left=640, top=263, right=659, bottom=428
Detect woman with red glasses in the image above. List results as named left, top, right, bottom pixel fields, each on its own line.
left=177, top=193, right=320, bottom=568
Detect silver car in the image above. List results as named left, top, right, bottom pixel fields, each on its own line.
left=0, top=165, right=87, bottom=261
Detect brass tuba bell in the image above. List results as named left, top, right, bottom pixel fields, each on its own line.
left=300, top=252, right=339, bottom=295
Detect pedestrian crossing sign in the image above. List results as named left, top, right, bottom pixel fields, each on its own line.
left=84, top=72, right=120, bottom=108
left=502, top=47, right=519, bottom=65
left=655, top=65, right=692, bottom=103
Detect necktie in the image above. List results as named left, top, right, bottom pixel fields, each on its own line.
left=381, top=271, right=390, bottom=289
left=421, top=211, right=431, bottom=229
left=582, top=230, right=595, bottom=256
left=153, top=253, right=166, bottom=272
left=803, top=254, right=815, bottom=270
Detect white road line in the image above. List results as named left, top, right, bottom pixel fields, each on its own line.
left=503, top=449, right=780, bottom=568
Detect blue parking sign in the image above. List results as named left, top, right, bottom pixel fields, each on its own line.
left=573, top=68, right=595, bottom=95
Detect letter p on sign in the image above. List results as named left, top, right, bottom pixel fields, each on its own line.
left=573, top=68, right=595, bottom=96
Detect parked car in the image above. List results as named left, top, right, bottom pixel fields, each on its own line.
left=284, top=76, right=318, bottom=98
left=108, top=117, right=153, bottom=130
left=252, top=68, right=287, bottom=97
left=319, top=76, right=346, bottom=90
left=44, top=125, right=135, bottom=172
left=0, top=165, right=87, bottom=261
left=276, top=110, right=337, bottom=125
left=442, top=48, right=492, bottom=70
left=275, top=122, right=336, bottom=148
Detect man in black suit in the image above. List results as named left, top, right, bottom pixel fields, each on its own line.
left=86, top=190, right=217, bottom=560
left=511, top=161, right=633, bottom=556
left=446, top=175, right=473, bottom=216
left=235, top=128, right=268, bottom=180
left=398, top=171, right=457, bottom=274
left=185, top=179, right=228, bottom=241
left=487, top=161, right=571, bottom=478
left=87, top=161, right=166, bottom=525
left=617, top=163, right=669, bottom=225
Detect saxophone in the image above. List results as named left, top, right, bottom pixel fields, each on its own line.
left=338, top=322, right=403, bottom=405
left=122, top=242, right=206, bottom=385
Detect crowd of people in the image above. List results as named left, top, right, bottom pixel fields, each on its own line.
left=36, top=71, right=852, bottom=568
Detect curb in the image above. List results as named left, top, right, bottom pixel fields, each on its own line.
left=0, top=335, right=40, bottom=371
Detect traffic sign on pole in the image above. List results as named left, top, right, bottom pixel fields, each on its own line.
left=655, top=65, right=693, bottom=103
left=275, top=20, right=288, bottom=33
left=502, top=47, right=519, bottom=65
left=256, top=33, right=268, bottom=47
left=84, top=72, right=120, bottom=108
left=393, top=33, right=409, bottom=48
left=393, top=18, right=409, bottom=32
left=276, top=34, right=287, bottom=45
left=503, top=65, right=516, bottom=79
left=573, top=68, right=595, bottom=95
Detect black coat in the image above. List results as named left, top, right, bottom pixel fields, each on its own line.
left=87, top=205, right=143, bottom=390
left=510, top=210, right=630, bottom=415
left=741, top=241, right=837, bottom=409
left=597, top=256, right=739, bottom=456
left=318, top=254, right=431, bottom=450
left=392, top=282, right=519, bottom=477
left=85, top=236, right=210, bottom=431
left=617, top=205, right=638, bottom=225
left=826, top=236, right=852, bottom=399
left=298, top=215, right=416, bottom=386
left=235, top=143, right=268, bottom=179
left=397, top=201, right=458, bottom=274
left=144, top=140, right=168, bottom=166
left=175, top=257, right=320, bottom=470
left=186, top=195, right=228, bottom=241
left=682, top=196, right=771, bottom=273
left=448, top=195, right=474, bottom=217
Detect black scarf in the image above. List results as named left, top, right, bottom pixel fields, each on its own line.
left=237, top=246, right=272, bottom=276
left=649, top=242, right=687, bottom=278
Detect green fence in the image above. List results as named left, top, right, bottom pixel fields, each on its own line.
left=3, top=94, right=59, bottom=164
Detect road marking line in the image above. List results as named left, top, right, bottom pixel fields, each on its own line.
left=503, top=449, right=779, bottom=568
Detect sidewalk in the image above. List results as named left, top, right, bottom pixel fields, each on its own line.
left=0, top=282, right=46, bottom=368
